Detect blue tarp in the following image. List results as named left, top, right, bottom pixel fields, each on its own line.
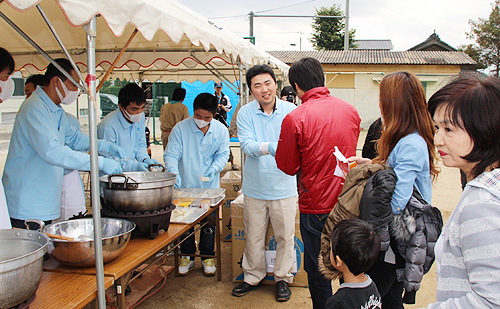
left=180, top=80, right=240, bottom=125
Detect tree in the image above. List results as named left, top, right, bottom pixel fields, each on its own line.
left=467, top=0, right=500, bottom=76
left=98, top=78, right=129, bottom=96
left=310, top=5, right=356, bottom=51
left=458, top=44, right=488, bottom=71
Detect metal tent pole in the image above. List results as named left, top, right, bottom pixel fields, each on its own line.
left=86, top=16, right=106, bottom=309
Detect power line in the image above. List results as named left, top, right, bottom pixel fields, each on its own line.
left=208, top=0, right=319, bottom=19
left=254, top=0, right=318, bottom=14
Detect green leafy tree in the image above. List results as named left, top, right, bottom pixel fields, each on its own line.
left=98, top=78, right=129, bottom=96
left=467, top=0, right=500, bottom=76
left=311, top=5, right=356, bottom=50
left=458, top=44, right=488, bottom=70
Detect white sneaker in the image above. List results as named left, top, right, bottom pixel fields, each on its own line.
left=201, top=259, right=216, bottom=276
left=179, top=256, right=195, bottom=275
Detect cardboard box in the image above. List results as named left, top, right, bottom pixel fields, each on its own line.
left=231, top=194, right=307, bottom=287
left=220, top=171, right=241, bottom=241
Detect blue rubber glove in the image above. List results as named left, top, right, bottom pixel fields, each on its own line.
left=268, top=142, right=278, bottom=157
left=143, top=158, right=161, bottom=166
left=134, top=162, right=149, bottom=172
left=107, top=144, right=126, bottom=159
left=174, top=174, right=182, bottom=189
left=101, top=157, right=123, bottom=175
left=121, top=160, right=149, bottom=172
left=204, top=167, right=217, bottom=182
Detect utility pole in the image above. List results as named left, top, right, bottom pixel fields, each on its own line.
left=248, top=11, right=255, bottom=44
left=344, top=0, right=349, bottom=50
left=248, top=0, right=350, bottom=50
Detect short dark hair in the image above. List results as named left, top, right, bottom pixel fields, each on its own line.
left=44, top=58, right=74, bottom=86
left=172, top=87, right=186, bottom=101
left=246, top=64, right=276, bottom=90
left=289, top=57, right=324, bottom=93
left=0, top=47, right=15, bottom=74
left=118, top=83, right=145, bottom=108
left=280, top=85, right=296, bottom=98
left=25, top=74, right=45, bottom=87
left=330, top=219, right=380, bottom=276
left=193, top=93, right=218, bottom=115
left=428, top=74, right=500, bottom=179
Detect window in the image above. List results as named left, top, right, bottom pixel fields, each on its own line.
left=79, top=108, right=89, bottom=116
left=12, top=78, right=25, bottom=97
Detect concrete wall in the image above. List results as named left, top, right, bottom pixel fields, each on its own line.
left=322, top=64, right=461, bottom=129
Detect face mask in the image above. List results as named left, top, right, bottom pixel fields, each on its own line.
left=55, top=78, right=79, bottom=105
left=122, top=108, right=143, bottom=123
left=194, top=117, right=210, bottom=129
left=0, top=77, right=15, bottom=102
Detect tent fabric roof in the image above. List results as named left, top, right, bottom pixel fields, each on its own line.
left=2, top=0, right=289, bottom=81
left=268, top=50, right=476, bottom=65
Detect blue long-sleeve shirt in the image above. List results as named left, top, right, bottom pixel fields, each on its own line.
left=388, top=131, right=432, bottom=214
left=2, top=87, right=112, bottom=220
left=237, top=98, right=297, bottom=200
left=164, top=117, right=230, bottom=189
left=97, top=109, right=149, bottom=170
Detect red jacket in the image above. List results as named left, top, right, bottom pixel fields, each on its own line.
left=276, top=87, right=360, bottom=214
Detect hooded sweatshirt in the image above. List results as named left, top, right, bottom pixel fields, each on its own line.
left=428, top=168, right=500, bottom=308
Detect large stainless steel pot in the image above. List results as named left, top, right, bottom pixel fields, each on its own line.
left=0, top=229, right=49, bottom=308
left=100, top=167, right=176, bottom=213
left=41, top=218, right=135, bottom=268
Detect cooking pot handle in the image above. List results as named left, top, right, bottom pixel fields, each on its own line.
left=148, top=164, right=166, bottom=172
left=108, top=174, right=138, bottom=190
left=24, top=219, right=45, bottom=231
left=108, top=174, right=128, bottom=189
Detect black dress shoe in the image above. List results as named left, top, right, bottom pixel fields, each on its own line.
left=276, top=281, right=291, bottom=302
left=232, top=282, right=257, bottom=297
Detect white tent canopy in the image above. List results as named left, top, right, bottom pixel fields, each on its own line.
left=2, top=0, right=289, bottom=82
left=1, top=1, right=290, bottom=306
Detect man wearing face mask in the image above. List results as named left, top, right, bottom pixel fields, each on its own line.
left=0, top=47, right=15, bottom=104
left=98, top=83, right=160, bottom=172
left=164, top=93, right=230, bottom=276
left=2, top=58, right=125, bottom=229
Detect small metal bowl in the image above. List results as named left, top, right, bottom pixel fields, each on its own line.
left=43, top=218, right=135, bottom=268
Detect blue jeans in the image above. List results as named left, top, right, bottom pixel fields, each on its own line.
left=180, top=213, right=215, bottom=260
left=300, top=213, right=332, bottom=309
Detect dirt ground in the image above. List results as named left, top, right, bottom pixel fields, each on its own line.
left=135, top=131, right=462, bottom=309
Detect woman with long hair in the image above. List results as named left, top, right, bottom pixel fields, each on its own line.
left=350, top=71, right=439, bottom=308
left=426, top=75, right=500, bottom=308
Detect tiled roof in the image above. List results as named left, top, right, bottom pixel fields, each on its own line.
left=354, top=40, right=393, bottom=50
left=267, top=50, right=476, bottom=65
left=409, top=33, right=457, bottom=51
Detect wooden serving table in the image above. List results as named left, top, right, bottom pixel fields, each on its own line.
left=43, top=202, right=222, bottom=308
left=30, top=272, right=114, bottom=309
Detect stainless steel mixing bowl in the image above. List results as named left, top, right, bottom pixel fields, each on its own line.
left=43, top=218, right=135, bottom=268
left=0, top=229, right=49, bottom=308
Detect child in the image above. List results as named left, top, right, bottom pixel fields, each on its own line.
left=326, top=218, right=382, bottom=309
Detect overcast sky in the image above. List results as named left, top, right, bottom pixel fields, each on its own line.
left=181, top=0, right=493, bottom=51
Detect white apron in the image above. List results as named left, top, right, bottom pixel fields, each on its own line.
left=54, top=170, right=86, bottom=223
left=0, top=181, right=12, bottom=229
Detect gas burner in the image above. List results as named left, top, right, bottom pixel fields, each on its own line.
left=102, top=204, right=176, bottom=239
left=10, top=293, right=36, bottom=309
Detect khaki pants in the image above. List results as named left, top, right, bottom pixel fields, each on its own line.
left=242, top=195, right=298, bottom=285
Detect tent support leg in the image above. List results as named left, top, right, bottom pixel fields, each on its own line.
left=36, top=4, right=87, bottom=91
left=0, top=10, right=83, bottom=91
left=86, top=16, right=107, bottom=309
left=96, top=29, right=139, bottom=92
left=190, top=52, right=240, bottom=94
